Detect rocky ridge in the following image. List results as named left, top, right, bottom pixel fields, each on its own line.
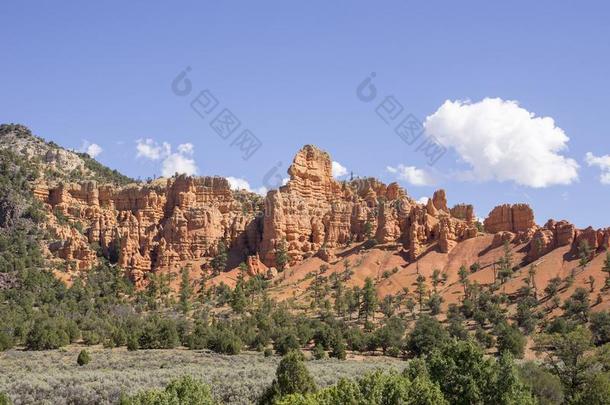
left=2, top=125, right=609, bottom=288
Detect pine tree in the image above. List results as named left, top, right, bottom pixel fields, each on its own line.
left=498, top=241, right=514, bottom=284
left=275, top=239, right=289, bottom=272
left=432, top=268, right=441, bottom=293
left=416, top=274, right=427, bottom=311
left=458, top=265, right=469, bottom=296
left=361, top=277, right=377, bottom=322
left=179, top=267, right=192, bottom=314
left=578, top=240, right=592, bottom=270
left=603, top=252, right=610, bottom=289
left=210, top=240, right=228, bottom=275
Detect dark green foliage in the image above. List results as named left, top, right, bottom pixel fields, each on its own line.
left=534, top=327, right=594, bottom=402
left=575, top=372, right=610, bottom=405
left=259, top=351, right=316, bottom=405
left=206, top=327, right=243, bottom=355
left=210, top=240, right=228, bottom=274
left=360, top=277, right=377, bottom=322
left=179, top=267, right=192, bottom=314
left=519, top=362, right=564, bottom=405
left=563, top=287, right=590, bottom=323
left=427, top=340, right=535, bottom=405
left=496, top=322, right=526, bottom=358
left=312, top=343, right=326, bottom=359
left=590, top=311, right=610, bottom=345
left=120, top=375, right=215, bottom=405
left=374, top=316, right=405, bottom=355
left=407, top=315, right=448, bottom=356
left=25, top=317, right=70, bottom=350
left=330, top=335, right=346, bottom=360
left=274, top=332, right=300, bottom=356
left=137, top=316, right=179, bottom=349
left=77, top=349, right=91, bottom=366
left=0, top=331, right=14, bottom=351
left=274, top=239, right=289, bottom=272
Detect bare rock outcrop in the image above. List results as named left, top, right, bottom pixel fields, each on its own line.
left=484, top=204, right=536, bottom=234
left=35, top=176, right=263, bottom=282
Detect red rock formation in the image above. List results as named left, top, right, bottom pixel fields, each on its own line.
left=527, top=220, right=576, bottom=261
left=484, top=204, right=536, bottom=234
left=259, top=146, right=479, bottom=265
left=36, top=176, right=262, bottom=280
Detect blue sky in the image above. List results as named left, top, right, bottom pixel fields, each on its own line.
left=1, top=1, right=609, bottom=228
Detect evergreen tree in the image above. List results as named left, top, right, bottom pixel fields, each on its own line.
left=360, top=277, right=377, bottom=323
left=416, top=275, right=427, bottom=311
left=259, top=351, right=316, bottom=405
left=578, top=240, right=592, bottom=269
left=603, top=252, right=610, bottom=289
left=179, top=267, right=193, bottom=314
left=210, top=240, right=228, bottom=275
left=431, top=268, right=441, bottom=292
left=275, top=239, right=289, bottom=272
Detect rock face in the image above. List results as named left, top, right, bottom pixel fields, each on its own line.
left=484, top=204, right=536, bottom=234
left=34, top=145, right=482, bottom=279
left=34, top=142, right=609, bottom=285
left=259, top=145, right=478, bottom=265
left=527, top=220, right=575, bottom=261
left=35, top=176, right=263, bottom=284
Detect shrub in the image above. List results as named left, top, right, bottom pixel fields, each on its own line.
left=207, top=328, right=242, bottom=355
left=274, top=332, right=300, bottom=356
left=138, top=316, right=179, bottom=349
left=259, top=351, right=316, bottom=405
left=0, top=331, right=14, bottom=352
left=120, top=376, right=215, bottom=405
left=77, top=349, right=91, bottom=366
left=312, top=343, right=326, bottom=360
left=590, top=311, right=610, bottom=345
left=25, top=318, right=70, bottom=350
left=0, top=392, right=11, bottom=405
left=496, top=323, right=526, bottom=359
left=518, top=362, right=564, bottom=405
left=330, top=337, right=347, bottom=360
left=264, top=348, right=274, bottom=357
left=127, top=334, right=139, bottom=351
left=406, top=315, right=448, bottom=356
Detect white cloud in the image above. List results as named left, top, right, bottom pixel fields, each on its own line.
left=79, top=140, right=103, bottom=158
left=161, top=153, right=198, bottom=177
left=332, top=161, right=348, bottom=178
left=136, top=138, right=171, bottom=160
left=177, top=143, right=194, bottom=155
left=424, top=98, right=579, bottom=188
left=137, top=138, right=199, bottom=177
left=416, top=196, right=429, bottom=205
left=585, top=152, right=610, bottom=184
left=386, top=164, right=434, bottom=186
left=226, top=176, right=267, bottom=195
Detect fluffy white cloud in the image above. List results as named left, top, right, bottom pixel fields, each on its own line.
left=136, top=138, right=171, bottom=160
left=424, top=98, right=579, bottom=188
left=585, top=152, right=610, bottom=184
left=332, top=161, right=348, bottom=178
left=226, top=176, right=267, bottom=195
left=386, top=164, right=434, bottom=186
left=137, top=138, right=199, bottom=177
left=79, top=140, right=103, bottom=158
left=177, top=143, right=194, bottom=155
left=161, top=153, right=198, bottom=177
